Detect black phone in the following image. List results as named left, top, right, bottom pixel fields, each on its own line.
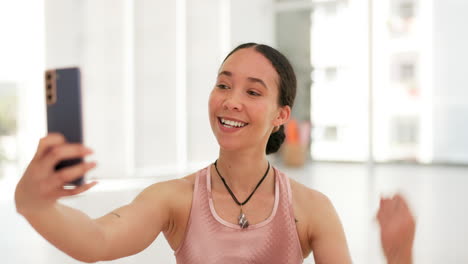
left=45, top=67, right=84, bottom=186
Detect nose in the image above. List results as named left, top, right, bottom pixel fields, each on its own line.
left=222, top=91, right=243, bottom=111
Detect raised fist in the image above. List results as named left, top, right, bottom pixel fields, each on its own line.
left=377, top=194, right=415, bottom=264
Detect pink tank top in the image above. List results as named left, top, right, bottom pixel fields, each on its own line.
left=174, top=165, right=304, bottom=264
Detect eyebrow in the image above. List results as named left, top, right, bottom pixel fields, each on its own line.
left=218, top=71, right=268, bottom=89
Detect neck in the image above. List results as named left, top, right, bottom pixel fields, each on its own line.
left=213, top=147, right=273, bottom=198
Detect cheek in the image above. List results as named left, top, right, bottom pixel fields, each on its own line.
left=253, top=99, right=278, bottom=120
left=208, top=90, right=223, bottom=121
left=208, top=91, right=217, bottom=113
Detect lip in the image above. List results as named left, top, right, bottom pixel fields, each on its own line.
left=217, top=116, right=249, bottom=133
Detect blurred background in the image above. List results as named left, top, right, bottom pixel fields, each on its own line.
left=1, top=0, right=468, bottom=263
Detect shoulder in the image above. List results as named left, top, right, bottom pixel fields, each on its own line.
left=288, top=178, right=340, bottom=235
left=289, top=178, right=333, bottom=213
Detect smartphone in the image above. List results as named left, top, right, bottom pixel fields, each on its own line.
left=45, top=67, right=84, bottom=186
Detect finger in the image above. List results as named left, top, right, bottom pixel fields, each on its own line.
left=390, top=196, right=400, bottom=210
left=377, top=197, right=394, bottom=223
left=42, top=144, right=93, bottom=169
left=393, top=194, right=409, bottom=210
left=50, top=162, right=97, bottom=188
left=394, top=194, right=415, bottom=223
left=59, top=181, right=98, bottom=197
left=377, top=198, right=388, bottom=223
left=35, top=133, right=67, bottom=159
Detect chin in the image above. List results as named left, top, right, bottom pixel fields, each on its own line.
left=216, top=138, right=243, bottom=151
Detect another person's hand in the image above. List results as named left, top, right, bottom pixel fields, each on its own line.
left=15, top=133, right=97, bottom=216
left=377, top=194, right=415, bottom=264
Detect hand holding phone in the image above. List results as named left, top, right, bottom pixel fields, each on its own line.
left=15, top=133, right=98, bottom=215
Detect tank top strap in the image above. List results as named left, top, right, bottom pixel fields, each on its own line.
left=278, top=167, right=298, bottom=224
left=173, top=167, right=205, bottom=255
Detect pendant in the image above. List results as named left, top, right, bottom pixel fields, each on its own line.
left=238, top=207, right=249, bottom=229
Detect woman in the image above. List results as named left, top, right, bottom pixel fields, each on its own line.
left=15, top=43, right=414, bottom=263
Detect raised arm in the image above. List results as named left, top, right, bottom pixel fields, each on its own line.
left=15, top=134, right=172, bottom=263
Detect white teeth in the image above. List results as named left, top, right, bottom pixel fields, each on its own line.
left=221, top=118, right=246, bottom=128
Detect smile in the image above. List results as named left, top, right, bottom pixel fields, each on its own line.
left=218, top=117, right=248, bottom=128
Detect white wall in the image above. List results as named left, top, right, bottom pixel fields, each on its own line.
left=186, top=0, right=222, bottom=166
left=433, top=0, right=468, bottom=163
left=0, top=0, right=45, bottom=171
left=134, top=0, right=178, bottom=172
left=230, top=0, right=276, bottom=47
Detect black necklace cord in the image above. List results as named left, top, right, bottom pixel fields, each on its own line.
left=214, top=160, right=270, bottom=206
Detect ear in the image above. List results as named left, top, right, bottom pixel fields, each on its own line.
left=273, top=105, right=291, bottom=126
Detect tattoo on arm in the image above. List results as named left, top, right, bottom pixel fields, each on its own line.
left=110, top=212, right=121, bottom=218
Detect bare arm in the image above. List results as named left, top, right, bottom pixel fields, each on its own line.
left=23, top=202, right=107, bottom=262
left=22, top=184, right=171, bottom=263
left=15, top=134, right=172, bottom=262
left=306, top=192, right=352, bottom=264
left=93, top=182, right=172, bottom=261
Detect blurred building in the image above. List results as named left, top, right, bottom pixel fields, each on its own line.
left=309, top=0, right=468, bottom=164
left=309, top=0, right=369, bottom=161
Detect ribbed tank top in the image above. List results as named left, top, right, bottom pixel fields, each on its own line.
left=174, top=166, right=304, bottom=264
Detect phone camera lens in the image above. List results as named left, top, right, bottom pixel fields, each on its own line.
left=46, top=74, right=52, bottom=81
left=47, top=84, right=52, bottom=90
left=47, top=95, right=53, bottom=101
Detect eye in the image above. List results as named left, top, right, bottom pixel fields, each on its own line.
left=217, top=84, right=229, bottom=90
left=247, top=90, right=261, bottom=96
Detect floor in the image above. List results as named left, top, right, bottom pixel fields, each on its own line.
left=1, top=161, right=467, bottom=264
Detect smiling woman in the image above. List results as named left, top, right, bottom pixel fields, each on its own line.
left=15, top=43, right=414, bottom=264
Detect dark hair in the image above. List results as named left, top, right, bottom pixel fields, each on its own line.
left=223, top=43, right=297, bottom=155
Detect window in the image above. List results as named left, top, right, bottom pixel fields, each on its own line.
left=391, top=116, right=419, bottom=145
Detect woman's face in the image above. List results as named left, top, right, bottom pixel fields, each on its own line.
left=208, top=48, right=290, bottom=153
